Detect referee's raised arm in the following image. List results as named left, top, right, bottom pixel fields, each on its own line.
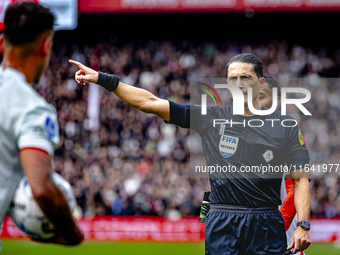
left=69, top=60, right=170, bottom=121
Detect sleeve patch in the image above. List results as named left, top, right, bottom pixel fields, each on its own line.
left=298, top=129, right=304, bottom=146
left=45, top=117, right=56, bottom=139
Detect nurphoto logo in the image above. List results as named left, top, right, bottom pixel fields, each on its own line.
left=199, top=83, right=311, bottom=116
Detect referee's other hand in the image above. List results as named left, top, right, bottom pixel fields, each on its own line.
left=287, top=227, right=311, bottom=254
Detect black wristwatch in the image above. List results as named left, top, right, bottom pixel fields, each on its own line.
left=297, top=220, right=311, bottom=230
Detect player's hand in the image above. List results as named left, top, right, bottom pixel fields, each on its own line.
left=31, top=235, right=70, bottom=246
left=31, top=227, right=84, bottom=246
left=31, top=231, right=84, bottom=246
left=287, top=227, right=311, bottom=254
left=69, top=59, right=98, bottom=86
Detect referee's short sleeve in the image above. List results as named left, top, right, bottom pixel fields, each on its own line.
left=284, top=121, right=310, bottom=171
left=164, top=100, right=218, bottom=135
left=164, top=101, right=191, bottom=128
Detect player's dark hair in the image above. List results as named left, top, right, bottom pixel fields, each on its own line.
left=263, top=75, right=281, bottom=98
left=226, top=53, right=264, bottom=79
left=4, top=2, right=55, bottom=45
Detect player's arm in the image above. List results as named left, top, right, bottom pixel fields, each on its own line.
left=20, top=149, right=83, bottom=245
left=280, top=174, right=296, bottom=231
left=69, top=60, right=170, bottom=121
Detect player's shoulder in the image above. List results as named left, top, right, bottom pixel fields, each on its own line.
left=0, top=67, right=55, bottom=115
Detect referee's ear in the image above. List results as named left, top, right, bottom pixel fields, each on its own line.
left=277, top=96, right=281, bottom=107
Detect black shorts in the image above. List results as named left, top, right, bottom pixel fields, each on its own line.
left=205, top=205, right=287, bottom=255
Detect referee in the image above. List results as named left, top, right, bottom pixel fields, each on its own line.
left=70, top=53, right=311, bottom=254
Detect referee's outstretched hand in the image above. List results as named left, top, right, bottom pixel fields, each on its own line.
left=287, top=227, right=311, bottom=254
left=69, top=60, right=99, bottom=86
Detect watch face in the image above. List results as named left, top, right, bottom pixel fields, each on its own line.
left=303, top=220, right=311, bottom=229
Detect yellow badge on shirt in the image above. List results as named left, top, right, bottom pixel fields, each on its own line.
left=298, top=130, right=304, bottom=145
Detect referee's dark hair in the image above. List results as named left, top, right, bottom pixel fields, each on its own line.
left=263, top=75, right=281, bottom=98
left=226, top=53, right=264, bottom=79
left=4, top=2, right=55, bottom=46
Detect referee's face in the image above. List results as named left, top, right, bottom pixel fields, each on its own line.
left=227, top=62, right=264, bottom=106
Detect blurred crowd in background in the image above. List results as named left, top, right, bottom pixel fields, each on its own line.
left=38, top=39, right=340, bottom=217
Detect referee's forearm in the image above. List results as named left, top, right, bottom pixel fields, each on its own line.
left=114, top=82, right=170, bottom=121
left=114, top=82, right=155, bottom=110
left=293, top=177, right=311, bottom=222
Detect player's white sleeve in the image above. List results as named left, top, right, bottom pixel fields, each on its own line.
left=14, top=103, right=59, bottom=156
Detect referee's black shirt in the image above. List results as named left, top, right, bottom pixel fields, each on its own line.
left=165, top=101, right=310, bottom=207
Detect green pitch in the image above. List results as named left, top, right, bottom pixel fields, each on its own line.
left=1, top=240, right=339, bottom=255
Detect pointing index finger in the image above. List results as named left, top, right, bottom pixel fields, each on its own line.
left=69, top=59, right=84, bottom=69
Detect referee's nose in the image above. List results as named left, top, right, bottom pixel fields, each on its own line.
left=236, top=79, right=246, bottom=94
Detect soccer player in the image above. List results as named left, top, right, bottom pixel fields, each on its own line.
left=0, top=2, right=83, bottom=248
left=70, top=53, right=311, bottom=254
left=260, top=75, right=306, bottom=255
